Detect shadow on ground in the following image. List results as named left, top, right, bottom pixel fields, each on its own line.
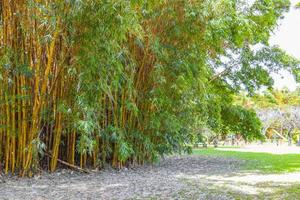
left=1, top=155, right=299, bottom=200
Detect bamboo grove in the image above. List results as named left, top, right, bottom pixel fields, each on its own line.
left=0, top=0, right=299, bottom=176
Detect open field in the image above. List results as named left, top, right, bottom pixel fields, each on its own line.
left=196, top=147, right=300, bottom=173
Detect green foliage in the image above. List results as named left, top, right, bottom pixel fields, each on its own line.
left=65, top=0, right=298, bottom=162
left=221, top=105, right=263, bottom=140
left=1, top=0, right=299, bottom=172
left=236, top=89, right=300, bottom=109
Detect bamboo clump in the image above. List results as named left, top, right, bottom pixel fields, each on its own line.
left=0, top=0, right=290, bottom=177
left=0, top=0, right=185, bottom=176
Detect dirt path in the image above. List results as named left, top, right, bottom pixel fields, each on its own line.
left=0, top=155, right=299, bottom=200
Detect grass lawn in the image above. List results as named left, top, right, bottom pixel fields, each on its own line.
left=191, top=148, right=300, bottom=199
left=193, top=148, right=300, bottom=173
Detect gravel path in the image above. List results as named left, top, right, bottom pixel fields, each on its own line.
left=0, top=155, right=242, bottom=200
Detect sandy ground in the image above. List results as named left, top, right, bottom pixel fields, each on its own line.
left=0, top=156, right=242, bottom=200
left=1, top=147, right=300, bottom=200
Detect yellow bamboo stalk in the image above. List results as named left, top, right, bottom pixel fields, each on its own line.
left=23, top=17, right=61, bottom=176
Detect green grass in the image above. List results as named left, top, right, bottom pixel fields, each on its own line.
left=193, top=148, right=300, bottom=173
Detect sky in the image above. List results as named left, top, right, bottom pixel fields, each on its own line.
left=269, top=0, right=300, bottom=91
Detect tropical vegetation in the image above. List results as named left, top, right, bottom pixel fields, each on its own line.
left=0, top=0, right=299, bottom=176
